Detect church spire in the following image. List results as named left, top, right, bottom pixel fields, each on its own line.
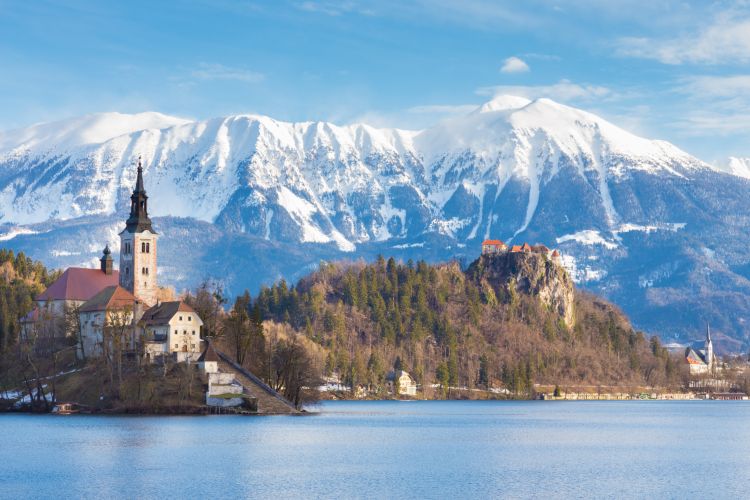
left=135, top=156, right=145, bottom=193
left=125, top=156, right=155, bottom=233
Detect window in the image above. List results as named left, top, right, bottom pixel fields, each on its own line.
left=188, top=316, right=191, bottom=321
left=125, top=266, right=129, bottom=276
left=192, top=331, right=195, bottom=336
left=179, top=316, right=182, bottom=321
left=190, top=344, right=195, bottom=349
left=174, top=344, right=178, bottom=349
left=174, top=330, right=178, bottom=335
left=183, top=330, right=187, bottom=335
left=146, top=242, right=150, bottom=253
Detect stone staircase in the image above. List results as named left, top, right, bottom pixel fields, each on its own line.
left=215, top=350, right=299, bottom=415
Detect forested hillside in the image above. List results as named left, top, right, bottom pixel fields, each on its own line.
left=253, top=254, right=683, bottom=397
left=0, top=249, right=59, bottom=352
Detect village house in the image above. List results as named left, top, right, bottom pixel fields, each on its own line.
left=386, top=370, right=418, bottom=396
left=78, top=285, right=142, bottom=358
left=139, top=301, right=204, bottom=362
left=685, top=324, right=716, bottom=375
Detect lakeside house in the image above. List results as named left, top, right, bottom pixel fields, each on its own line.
left=387, top=370, right=418, bottom=396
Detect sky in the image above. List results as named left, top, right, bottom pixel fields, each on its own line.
left=1, top=0, right=749, bottom=162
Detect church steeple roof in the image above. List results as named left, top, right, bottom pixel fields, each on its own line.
left=125, top=156, right=156, bottom=234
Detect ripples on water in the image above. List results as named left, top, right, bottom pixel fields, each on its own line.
left=1, top=400, right=749, bottom=499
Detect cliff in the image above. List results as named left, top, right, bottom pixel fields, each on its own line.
left=466, top=252, right=575, bottom=328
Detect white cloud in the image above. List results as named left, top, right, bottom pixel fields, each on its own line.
left=669, top=74, right=750, bottom=135
left=617, top=14, right=750, bottom=64
left=500, top=56, right=530, bottom=73
left=477, top=79, right=612, bottom=102
left=191, top=63, right=264, bottom=83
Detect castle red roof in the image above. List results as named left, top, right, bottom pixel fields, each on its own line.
left=482, top=239, right=506, bottom=246
left=521, top=243, right=532, bottom=252
left=36, top=267, right=120, bottom=302
left=510, top=245, right=522, bottom=252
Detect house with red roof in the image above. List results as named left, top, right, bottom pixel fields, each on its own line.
left=78, top=285, right=142, bottom=358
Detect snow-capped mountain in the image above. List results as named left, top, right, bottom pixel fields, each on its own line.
left=717, top=157, right=750, bottom=179
left=3, top=96, right=750, bottom=350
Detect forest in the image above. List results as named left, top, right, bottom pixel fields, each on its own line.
left=244, top=255, right=685, bottom=397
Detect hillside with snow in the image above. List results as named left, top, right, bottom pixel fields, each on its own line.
left=3, top=96, right=750, bottom=349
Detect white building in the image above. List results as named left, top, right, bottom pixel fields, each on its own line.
left=139, top=301, right=204, bottom=362
left=78, top=285, right=142, bottom=358
left=387, top=370, right=418, bottom=396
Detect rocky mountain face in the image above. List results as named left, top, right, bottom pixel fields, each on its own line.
left=467, top=252, right=575, bottom=328
left=2, top=97, right=750, bottom=350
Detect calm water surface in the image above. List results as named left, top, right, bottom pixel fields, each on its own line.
left=1, top=400, right=749, bottom=499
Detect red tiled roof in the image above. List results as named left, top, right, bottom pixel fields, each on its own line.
left=139, top=301, right=199, bottom=326
left=36, top=267, right=120, bottom=302
left=510, top=245, right=522, bottom=252
left=80, top=286, right=138, bottom=313
left=482, top=239, right=506, bottom=246
left=521, top=243, right=532, bottom=252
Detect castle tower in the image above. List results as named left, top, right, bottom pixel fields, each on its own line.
left=705, top=323, right=714, bottom=371
left=119, top=157, right=158, bottom=306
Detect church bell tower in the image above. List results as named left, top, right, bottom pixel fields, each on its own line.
left=119, top=157, right=158, bottom=306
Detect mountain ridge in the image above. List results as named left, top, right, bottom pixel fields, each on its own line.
left=2, top=96, right=750, bottom=350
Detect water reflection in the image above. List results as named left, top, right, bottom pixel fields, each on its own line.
left=2, top=401, right=750, bottom=498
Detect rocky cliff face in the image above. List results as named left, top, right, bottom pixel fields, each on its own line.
left=467, top=253, right=575, bottom=328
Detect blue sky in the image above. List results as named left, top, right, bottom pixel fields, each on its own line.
left=1, top=0, right=749, bottom=162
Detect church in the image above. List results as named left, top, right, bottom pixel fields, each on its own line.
left=23, top=158, right=204, bottom=362
left=684, top=324, right=716, bottom=375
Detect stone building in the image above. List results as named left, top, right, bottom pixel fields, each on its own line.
left=119, top=157, right=159, bottom=307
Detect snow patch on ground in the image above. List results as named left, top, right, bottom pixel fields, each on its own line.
left=556, top=230, right=618, bottom=250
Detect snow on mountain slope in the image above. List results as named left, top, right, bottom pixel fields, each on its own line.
left=717, top=157, right=750, bottom=179
left=5, top=97, right=750, bottom=347
left=0, top=96, right=713, bottom=247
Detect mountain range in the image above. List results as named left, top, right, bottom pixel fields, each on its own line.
left=2, top=96, right=750, bottom=351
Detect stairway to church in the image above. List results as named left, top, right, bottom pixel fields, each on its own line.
left=215, top=350, right=299, bottom=415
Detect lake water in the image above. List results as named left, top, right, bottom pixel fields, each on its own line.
left=1, top=400, right=749, bottom=499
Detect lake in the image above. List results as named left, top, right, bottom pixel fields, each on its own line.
left=1, top=400, right=749, bottom=499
